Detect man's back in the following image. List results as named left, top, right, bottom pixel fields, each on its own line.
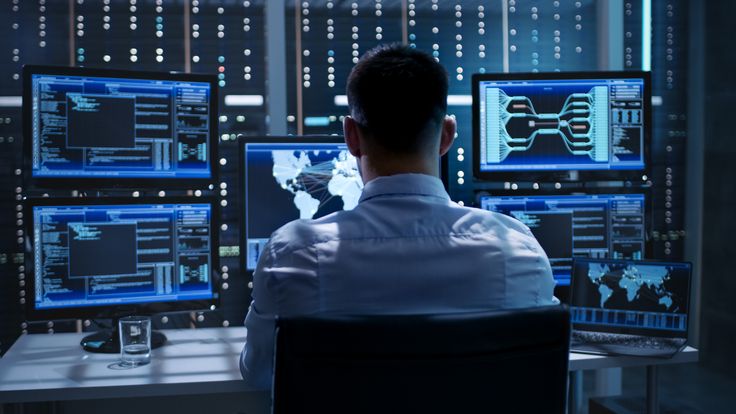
left=241, top=173, right=557, bottom=388
left=242, top=43, right=558, bottom=389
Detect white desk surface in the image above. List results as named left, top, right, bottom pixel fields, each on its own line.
left=0, top=327, right=699, bottom=404
left=0, top=327, right=252, bottom=404
left=569, top=345, right=698, bottom=371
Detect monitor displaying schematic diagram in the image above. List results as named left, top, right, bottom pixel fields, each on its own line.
left=23, top=65, right=217, bottom=186
left=240, top=136, right=363, bottom=272
left=480, top=193, right=649, bottom=286
left=472, top=71, right=650, bottom=181
left=25, top=198, right=218, bottom=319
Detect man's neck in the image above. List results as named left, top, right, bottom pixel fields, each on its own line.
left=359, top=155, right=439, bottom=184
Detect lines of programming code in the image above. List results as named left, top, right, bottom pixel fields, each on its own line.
left=30, top=73, right=212, bottom=179
left=32, top=203, right=214, bottom=310
left=480, top=194, right=646, bottom=285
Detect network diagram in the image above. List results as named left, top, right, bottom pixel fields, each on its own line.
left=242, top=142, right=363, bottom=271
left=271, top=149, right=362, bottom=219
left=484, top=86, right=610, bottom=165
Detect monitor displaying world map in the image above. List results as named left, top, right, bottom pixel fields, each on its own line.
left=571, top=258, right=691, bottom=336
left=242, top=139, right=363, bottom=271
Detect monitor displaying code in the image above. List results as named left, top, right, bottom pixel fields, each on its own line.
left=29, top=72, right=212, bottom=179
left=32, top=202, right=214, bottom=310
left=480, top=194, right=647, bottom=286
left=476, top=77, right=646, bottom=172
left=243, top=141, right=363, bottom=271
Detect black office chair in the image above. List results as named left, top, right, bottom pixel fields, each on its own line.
left=272, top=305, right=570, bottom=414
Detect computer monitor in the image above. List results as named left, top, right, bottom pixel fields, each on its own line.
left=25, top=197, right=219, bottom=352
left=240, top=136, right=363, bottom=271
left=480, top=193, right=649, bottom=286
left=570, top=258, right=690, bottom=338
left=472, top=71, right=650, bottom=182
left=23, top=65, right=217, bottom=187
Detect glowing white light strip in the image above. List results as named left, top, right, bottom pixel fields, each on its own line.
left=333, top=95, right=472, bottom=107
left=447, top=95, right=472, bottom=106
left=334, top=95, right=348, bottom=106
left=0, top=96, right=22, bottom=107
left=502, top=0, right=510, bottom=73
left=223, top=95, right=264, bottom=106
left=643, top=0, right=652, bottom=71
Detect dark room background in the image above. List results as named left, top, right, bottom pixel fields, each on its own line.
left=0, top=0, right=731, bottom=385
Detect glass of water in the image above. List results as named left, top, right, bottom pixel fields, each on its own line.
left=119, top=316, right=151, bottom=367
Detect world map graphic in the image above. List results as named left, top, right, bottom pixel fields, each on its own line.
left=587, top=263, right=675, bottom=310
left=271, top=149, right=363, bottom=219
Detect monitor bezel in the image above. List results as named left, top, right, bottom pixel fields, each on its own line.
left=476, top=187, right=654, bottom=290
left=570, top=257, right=692, bottom=339
left=238, top=135, right=350, bottom=274
left=471, top=70, right=652, bottom=183
left=24, top=196, right=221, bottom=321
left=22, top=64, right=219, bottom=189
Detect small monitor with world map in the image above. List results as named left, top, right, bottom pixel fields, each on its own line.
left=570, top=258, right=691, bottom=338
left=240, top=136, right=363, bottom=271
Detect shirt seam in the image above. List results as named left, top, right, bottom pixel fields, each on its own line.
left=305, top=232, right=505, bottom=245
left=265, top=241, right=281, bottom=316
left=535, top=243, right=545, bottom=306
left=502, top=248, right=509, bottom=309
left=269, top=232, right=505, bottom=256
left=316, top=245, right=324, bottom=313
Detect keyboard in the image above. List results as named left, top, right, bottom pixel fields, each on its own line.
left=571, top=330, right=686, bottom=358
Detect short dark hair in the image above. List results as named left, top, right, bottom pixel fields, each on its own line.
left=346, top=44, right=449, bottom=154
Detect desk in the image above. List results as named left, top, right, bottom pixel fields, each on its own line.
left=0, top=328, right=698, bottom=412
left=569, top=346, right=699, bottom=414
left=0, top=327, right=251, bottom=404
left=570, top=346, right=698, bottom=371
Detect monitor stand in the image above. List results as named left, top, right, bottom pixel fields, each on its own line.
left=80, top=317, right=167, bottom=353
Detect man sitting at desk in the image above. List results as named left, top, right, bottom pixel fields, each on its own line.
left=240, top=44, right=557, bottom=389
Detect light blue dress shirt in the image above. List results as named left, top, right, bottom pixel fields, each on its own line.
left=240, top=173, right=557, bottom=389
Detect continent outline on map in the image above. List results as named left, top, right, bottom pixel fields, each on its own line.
left=586, top=263, right=675, bottom=310
left=271, top=149, right=363, bottom=219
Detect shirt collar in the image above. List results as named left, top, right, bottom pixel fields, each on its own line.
left=358, top=173, right=451, bottom=203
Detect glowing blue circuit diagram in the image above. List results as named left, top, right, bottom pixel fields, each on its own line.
left=477, top=77, right=646, bottom=173
left=484, top=86, right=610, bottom=163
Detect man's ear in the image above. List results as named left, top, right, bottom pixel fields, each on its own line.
left=343, top=115, right=363, bottom=158
left=439, top=115, right=457, bottom=156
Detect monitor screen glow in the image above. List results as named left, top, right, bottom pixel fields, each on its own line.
left=480, top=193, right=647, bottom=286
left=472, top=71, right=650, bottom=181
left=25, top=66, right=215, bottom=182
left=30, top=201, right=216, bottom=312
left=241, top=138, right=363, bottom=271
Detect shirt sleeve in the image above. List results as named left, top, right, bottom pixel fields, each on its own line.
left=239, top=222, right=321, bottom=390
left=503, top=222, right=559, bottom=308
left=529, top=237, right=559, bottom=306
left=523, top=225, right=559, bottom=306
left=240, top=241, right=278, bottom=390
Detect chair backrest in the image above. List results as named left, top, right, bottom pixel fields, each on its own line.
left=273, top=305, right=570, bottom=414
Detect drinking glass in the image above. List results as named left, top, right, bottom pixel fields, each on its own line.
left=118, top=316, right=151, bottom=367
